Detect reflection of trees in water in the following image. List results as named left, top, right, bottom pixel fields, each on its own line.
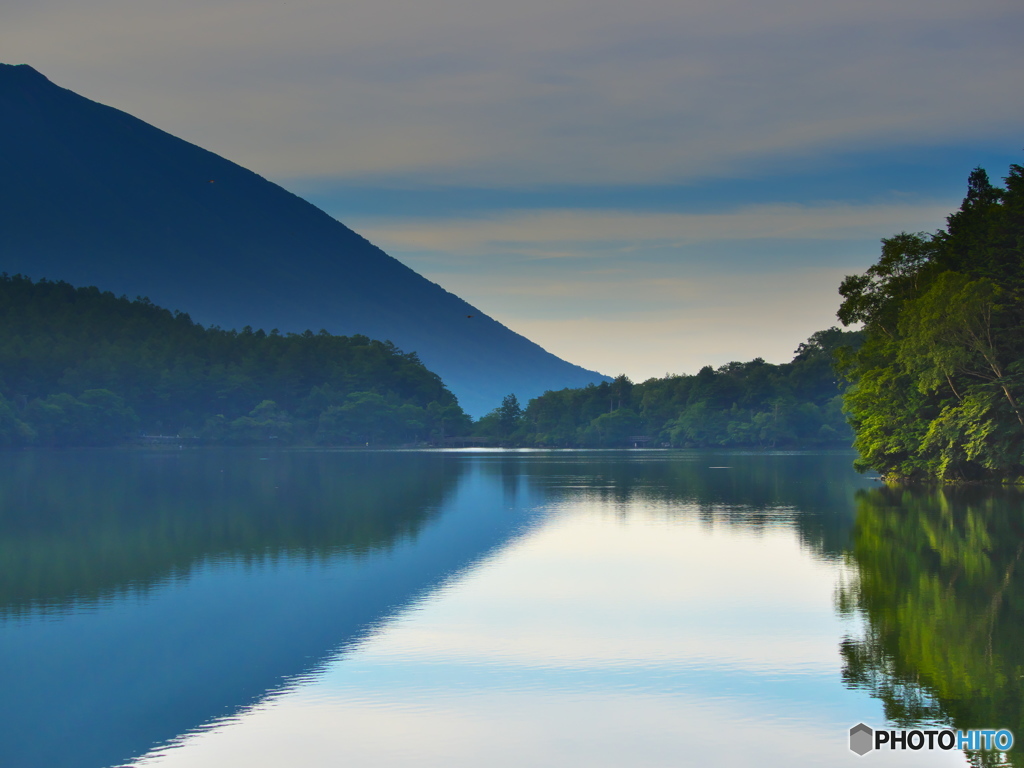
left=470, top=450, right=866, bottom=559
left=839, top=486, right=1024, bottom=767
left=2, top=449, right=861, bottom=615
left=0, top=449, right=462, bottom=615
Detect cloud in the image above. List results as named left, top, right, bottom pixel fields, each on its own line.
left=4, top=0, right=1021, bottom=185
left=482, top=270, right=854, bottom=380
left=331, top=199, right=952, bottom=377
left=350, top=201, right=955, bottom=258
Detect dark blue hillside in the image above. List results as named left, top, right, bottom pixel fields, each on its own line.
left=0, top=63, right=606, bottom=415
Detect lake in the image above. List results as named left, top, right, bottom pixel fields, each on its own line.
left=1, top=448, right=1020, bottom=767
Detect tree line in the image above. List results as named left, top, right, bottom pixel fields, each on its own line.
left=473, top=326, right=861, bottom=448
left=0, top=274, right=470, bottom=446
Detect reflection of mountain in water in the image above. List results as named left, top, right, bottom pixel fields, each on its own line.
left=0, top=449, right=457, bottom=614
left=0, top=449, right=548, bottom=768
left=839, top=486, right=1024, bottom=767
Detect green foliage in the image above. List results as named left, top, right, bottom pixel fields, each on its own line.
left=313, top=392, right=437, bottom=445
left=0, top=274, right=468, bottom=446
left=0, top=393, right=33, bottom=446
left=25, top=389, right=139, bottom=446
left=497, top=393, right=524, bottom=436
left=838, top=163, right=1024, bottom=482
left=480, top=329, right=861, bottom=447
left=580, top=407, right=642, bottom=446
left=898, top=273, right=1010, bottom=395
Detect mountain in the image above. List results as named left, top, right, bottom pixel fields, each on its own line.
left=0, top=63, right=606, bottom=416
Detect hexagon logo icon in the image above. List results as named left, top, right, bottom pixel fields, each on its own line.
left=850, top=723, right=874, bottom=756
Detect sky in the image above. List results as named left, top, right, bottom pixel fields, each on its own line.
left=4, top=0, right=1022, bottom=380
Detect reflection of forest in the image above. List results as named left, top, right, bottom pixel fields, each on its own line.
left=840, top=486, right=1024, bottom=767
left=0, top=449, right=461, bottom=615
left=1, top=450, right=488, bottom=768
left=467, top=450, right=868, bottom=558
left=0, top=449, right=866, bottom=616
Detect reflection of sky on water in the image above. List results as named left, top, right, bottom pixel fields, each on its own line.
left=133, top=490, right=964, bottom=768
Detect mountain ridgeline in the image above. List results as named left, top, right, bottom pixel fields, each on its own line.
left=0, top=63, right=605, bottom=417
left=0, top=274, right=471, bottom=446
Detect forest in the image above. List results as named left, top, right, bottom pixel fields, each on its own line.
left=473, top=326, right=861, bottom=448
left=0, top=273, right=860, bottom=449
left=0, top=275, right=470, bottom=446
left=837, top=163, right=1024, bottom=482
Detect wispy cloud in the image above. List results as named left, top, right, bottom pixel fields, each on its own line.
left=351, top=201, right=955, bottom=258
left=428, top=267, right=854, bottom=379
left=5, top=0, right=1021, bottom=184
left=340, top=200, right=951, bottom=377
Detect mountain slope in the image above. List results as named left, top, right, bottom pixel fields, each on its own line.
left=0, top=63, right=606, bottom=416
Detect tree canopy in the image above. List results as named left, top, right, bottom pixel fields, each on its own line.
left=838, top=163, right=1024, bottom=482
left=474, top=327, right=860, bottom=448
left=0, top=274, right=470, bottom=446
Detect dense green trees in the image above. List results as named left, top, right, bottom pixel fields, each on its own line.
left=838, top=164, right=1024, bottom=482
left=479, top=327, right=859, bottom=448
left=0, top=275, right=470, bottom=446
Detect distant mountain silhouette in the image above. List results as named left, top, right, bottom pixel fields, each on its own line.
left=0, top=63, right=606, bottom=415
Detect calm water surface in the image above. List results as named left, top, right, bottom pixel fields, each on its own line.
left=1, top=449, right=1020, bottom=767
